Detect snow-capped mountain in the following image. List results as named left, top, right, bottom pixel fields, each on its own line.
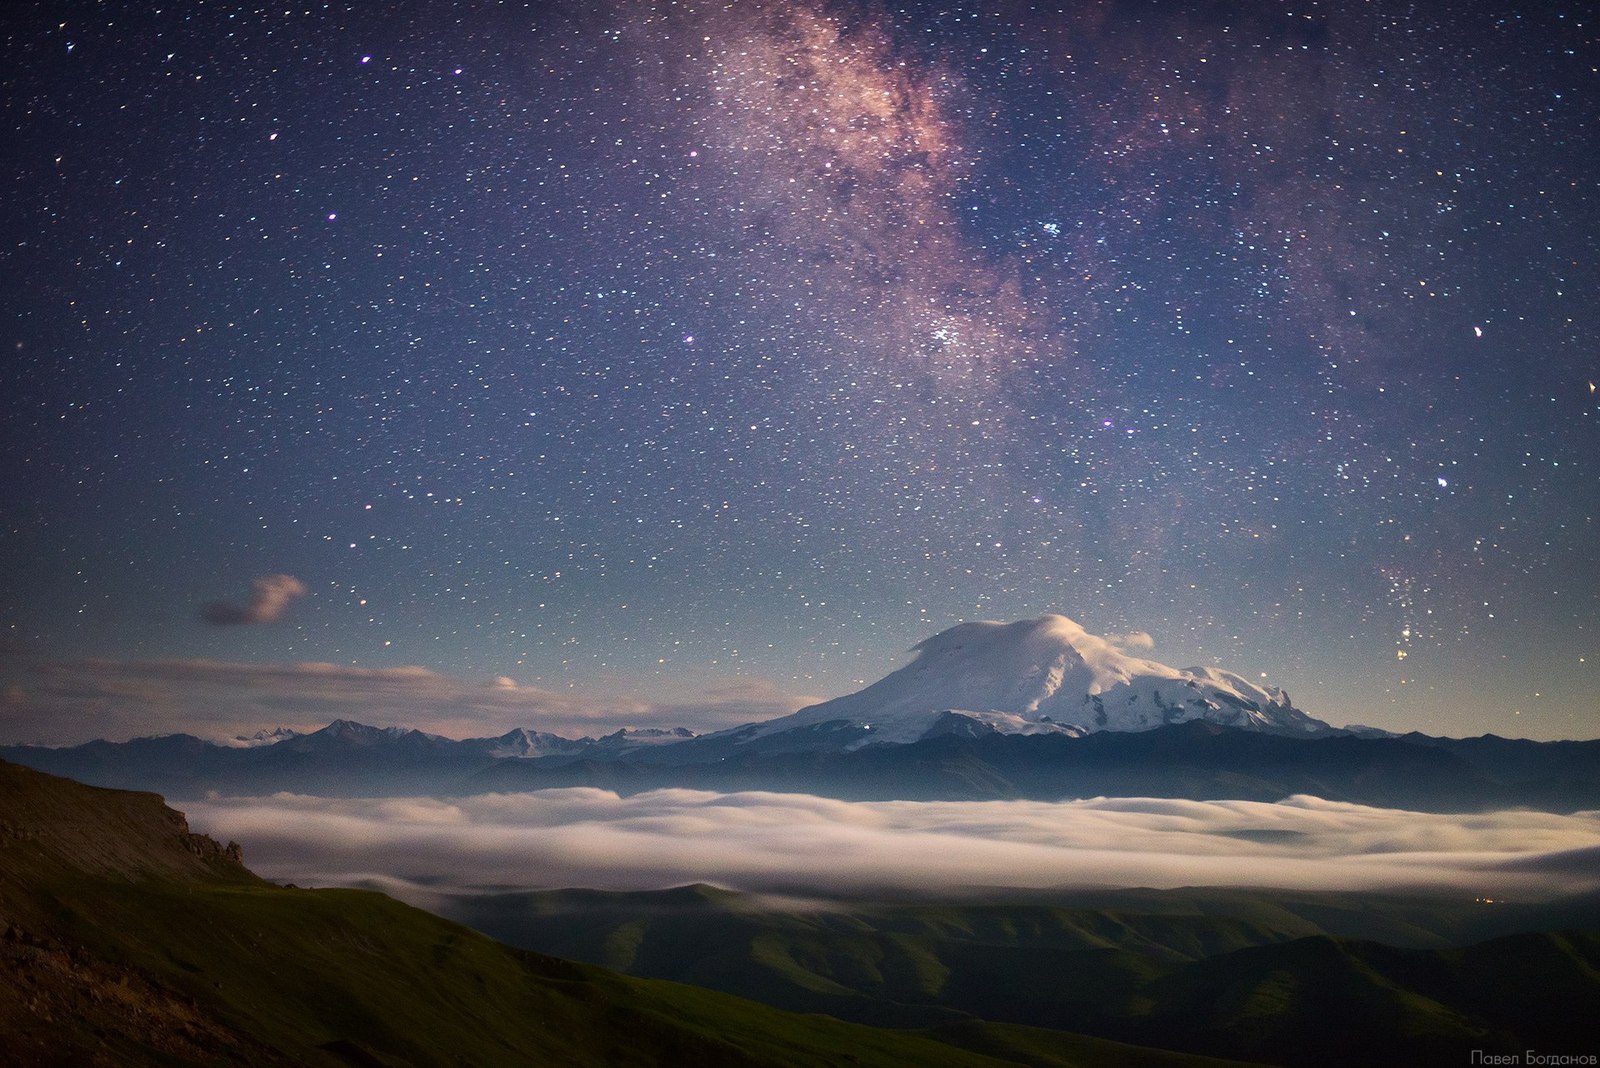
left=286, top=719, right=433, bottom=750
left=468, top=726, right=700, bottom=758
left=227, top=727, right=301, bottom=748
left=715, top=615, right=1334, bottom=751
left=590, top=727, right=699, bottom=749
left=472, top=727, right=593, bottom=759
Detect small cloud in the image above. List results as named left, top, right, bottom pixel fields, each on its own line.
left=202, top=574, right=307, bottom=626
left=1107, top=630, right=1155, bottom=652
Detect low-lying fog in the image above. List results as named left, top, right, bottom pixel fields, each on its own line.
left=187, top=789, right=1600, bottom=902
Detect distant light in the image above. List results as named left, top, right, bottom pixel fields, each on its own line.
left=327, top=212, right=337, bottom=221
left=360, top=55, right=371, bottom=64
left=1473, top=326, right=1483, bottom=338
left=1437, top=477, right=1448, bottom=488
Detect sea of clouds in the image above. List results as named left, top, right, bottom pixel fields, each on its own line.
left=186, top=789, right=1600, bottom=902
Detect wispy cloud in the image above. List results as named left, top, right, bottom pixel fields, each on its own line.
left=201, top=574, right=307, bottom=625
left=185, top=790, right=1600, bottom=902
left=1106, top=631, right=1156, bottom=652
left=0, top=657, right=818, bottom=746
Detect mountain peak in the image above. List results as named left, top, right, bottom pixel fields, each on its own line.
left=474, top=726, right=594, bottom=758
left=593, top=726, right=699, bottom=748
left=905, top=615, right=1155, bottom=699
left=229, top=726, right=301, bottom=748
left=727, top=614, right=1334, bottom=749
left=294, top=719, right=423, bottom=751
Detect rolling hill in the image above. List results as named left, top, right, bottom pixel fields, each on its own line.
left=437, top=883, right=1600, bottom=1067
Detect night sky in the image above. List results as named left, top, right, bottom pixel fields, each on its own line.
left=2, top=0, right=1596, bottom=745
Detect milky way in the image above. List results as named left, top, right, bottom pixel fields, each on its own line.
left=1, top=1, right=1595, bottom=743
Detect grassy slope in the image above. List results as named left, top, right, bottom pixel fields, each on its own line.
left=29, top=875, right=990, bottom=1067
left=1121, top=929, right=1600, bottom=1066
left=441, top=883, right=1600, bottom=1067
left=6, top=872, right=1270, bottom=1068
left=432, top=884, right=1423, bottom=1024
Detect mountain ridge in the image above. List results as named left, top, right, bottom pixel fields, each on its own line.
left=7, top=718, right=1598, bottom=812
left=436, top=880, right=1600, bottom=1067
left=719, top=616, right=1334, bottom=749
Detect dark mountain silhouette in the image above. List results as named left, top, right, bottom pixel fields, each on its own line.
left=7, top=717, right=1599, bottom=811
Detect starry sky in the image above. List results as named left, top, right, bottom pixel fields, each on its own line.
left=2, top=0, right=1596, bottom=745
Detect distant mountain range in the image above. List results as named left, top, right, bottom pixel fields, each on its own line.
left=5, top=616, right=1598, bottom=810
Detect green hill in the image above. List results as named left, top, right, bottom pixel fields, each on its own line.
left=441, top=883, right=1600, bottom=1066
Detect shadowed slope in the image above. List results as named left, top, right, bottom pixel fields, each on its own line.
left=443, top=882, right=1600, bottom=1067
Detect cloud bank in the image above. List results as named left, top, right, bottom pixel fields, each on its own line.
left=185, top=790, right=1600, bottom=903
left=0, top=657, right=817, bottom=746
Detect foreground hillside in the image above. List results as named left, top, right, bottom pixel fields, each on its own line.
left=0, top=760, right=1251, bottom=1067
